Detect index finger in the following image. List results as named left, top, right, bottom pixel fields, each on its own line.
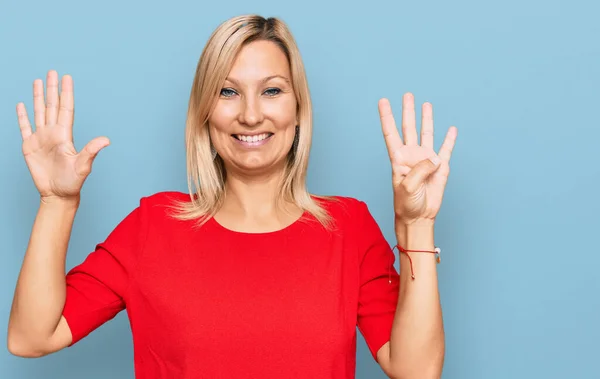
left=378, top=98, right=404, bottom=162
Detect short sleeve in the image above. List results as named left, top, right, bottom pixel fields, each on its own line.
left=355, top=200, right=400, bottom=362
left=62, top=197, right=149, bottom=346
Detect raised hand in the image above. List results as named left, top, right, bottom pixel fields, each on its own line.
left=16, top=70, right=110, bottom=203
left=378, top=93, right=457, bottom=226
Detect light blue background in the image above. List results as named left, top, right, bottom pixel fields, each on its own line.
left=1, top=0, right=598, bottom=378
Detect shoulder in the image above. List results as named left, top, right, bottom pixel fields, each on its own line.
left=313, top=194, right=367, bottom=210
left=133, top=190, right=192, bottom=221
left=313, top=195, right=388, bottom=251
left=310, top=195, right=386, bottom=247
left=140, top=190, right=191, bottom=207
left=311, top=194, right=371, bottom=223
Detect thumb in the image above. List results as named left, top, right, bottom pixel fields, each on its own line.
left=401, top=155, right=441, bottom=194
left=76, top=136, right=110, bottom=176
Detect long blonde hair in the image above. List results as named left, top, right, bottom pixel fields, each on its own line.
left=171, top=14, right=334, bottom=228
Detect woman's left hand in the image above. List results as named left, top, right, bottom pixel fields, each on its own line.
left=378, top=93, right=457, bottom=226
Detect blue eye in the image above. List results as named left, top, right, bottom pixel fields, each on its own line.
left=264, top=88, right=281, bottom=96
left=220, top=88, right=237, bottom=97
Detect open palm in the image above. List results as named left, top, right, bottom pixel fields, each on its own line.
left=16, top=70, right=109, bottom=201
left=378, top=93, right=457, bottom=224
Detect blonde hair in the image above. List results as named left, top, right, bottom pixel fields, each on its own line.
left=171, top=14, right=335, bottom=228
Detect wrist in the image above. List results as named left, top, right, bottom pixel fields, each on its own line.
left=40, top=195, right=81, bottom=210
left=395, top=216, right=435, bottom=228
left=395, top=219, right=435, bottom=249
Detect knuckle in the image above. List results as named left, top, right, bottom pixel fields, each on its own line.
left=401, top=180, right=412, bottom=193
left=78, top=167, right=91, bottom=177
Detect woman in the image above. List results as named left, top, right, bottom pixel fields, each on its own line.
left=8, top=14, right=457, bottom=379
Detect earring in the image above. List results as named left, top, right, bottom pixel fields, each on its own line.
left=292, top=125, right=299, bottom=153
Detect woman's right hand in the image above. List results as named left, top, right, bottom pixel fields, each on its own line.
left=16, top=70, right=110, bottom=203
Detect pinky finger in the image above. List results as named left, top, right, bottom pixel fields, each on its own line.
left=438, top=126, right=458, bottom=163
left=16, top=103, right=33, bottom=140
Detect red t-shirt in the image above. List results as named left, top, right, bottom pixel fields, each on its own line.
left=62, top=191, right=400, bottom=378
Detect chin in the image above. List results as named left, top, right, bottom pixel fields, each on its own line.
left=228, top=154, right=287, bottom=175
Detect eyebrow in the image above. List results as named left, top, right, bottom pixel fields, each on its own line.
left=225, top=75, right=291, bottom=85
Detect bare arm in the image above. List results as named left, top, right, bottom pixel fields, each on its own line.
left=376, top=93, right=457, bottom=378
left=377, top=222, right=444, bottom=379
left=7, top=70, right=109, bottom=357
left=7, top=198, right=79, bottom=357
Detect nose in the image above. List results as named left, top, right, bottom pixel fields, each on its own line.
left=238, top=95, right=263, bottom=127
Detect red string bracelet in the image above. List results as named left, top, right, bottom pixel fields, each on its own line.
left=390, top=245, right=441, bottom=281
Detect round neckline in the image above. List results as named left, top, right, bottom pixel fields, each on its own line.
left=207, top=211, right=309, bottom=236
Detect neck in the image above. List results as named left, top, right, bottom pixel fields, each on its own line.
left=216, top=166, right=302, bottom=233
left=223, top=170, right=284, bottom=216
left=223, top=156, right=302, bottom=212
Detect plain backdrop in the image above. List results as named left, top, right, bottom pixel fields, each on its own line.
left=1, top=0, right=599, bottom=378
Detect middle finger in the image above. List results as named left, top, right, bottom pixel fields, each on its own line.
left=33, top=79, right=46, bottom=128
left=402, top=92, right=418, bottom=145
left=45, top=70, right=59, bottom=126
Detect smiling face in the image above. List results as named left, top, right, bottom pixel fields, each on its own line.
left=208, top=39, right=298, bottom=176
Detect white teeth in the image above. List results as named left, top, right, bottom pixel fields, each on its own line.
left=237, top=133, right=270, bottom=142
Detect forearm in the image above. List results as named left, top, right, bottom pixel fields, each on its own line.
left=8, top=197, right=79, bottom=344
left=389, top=220, right=445, bottom=379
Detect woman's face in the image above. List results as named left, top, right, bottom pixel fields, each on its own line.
left=208, top=40, right=298, bottom=176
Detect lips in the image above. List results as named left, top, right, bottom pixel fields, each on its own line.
left=232, top=132, right=274, bottom=142
left=231, top=132, right=274, bottom=147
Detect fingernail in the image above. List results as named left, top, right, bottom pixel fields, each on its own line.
left=429, top=155, right=440, bottom=166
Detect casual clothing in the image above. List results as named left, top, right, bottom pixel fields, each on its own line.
left=62, top=191, right=400, bottom=378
